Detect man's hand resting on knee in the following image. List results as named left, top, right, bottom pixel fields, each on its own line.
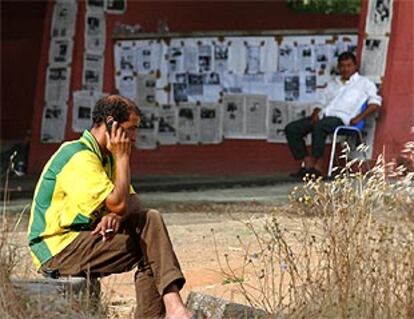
left=92, top=213, right=122, bottom=241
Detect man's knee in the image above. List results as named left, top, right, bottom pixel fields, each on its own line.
left=285, top=121, right=297, bottom=138
left=146, top=209, right=164, bottom=225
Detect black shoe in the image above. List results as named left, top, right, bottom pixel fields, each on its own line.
left=304, top=167, right=323, bottom=179
left=289, top=167, right=307, bottom=178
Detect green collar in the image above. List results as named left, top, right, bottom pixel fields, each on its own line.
left=80, top=130, right=106, bottom=163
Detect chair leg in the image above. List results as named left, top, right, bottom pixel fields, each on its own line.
left=328, top=132, right=338, bottom=177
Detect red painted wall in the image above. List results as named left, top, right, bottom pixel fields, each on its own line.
left=358, top=0, right=414, bottom=161
left=28, top=1, right=360, bottom=176
left=1, top=1, right=47, bottom=141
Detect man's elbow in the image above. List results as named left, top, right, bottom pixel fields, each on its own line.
left=106, top=200, right=128, bottom=215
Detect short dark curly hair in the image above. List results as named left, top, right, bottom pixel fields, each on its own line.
left=92, top=95, right=141, bottom=126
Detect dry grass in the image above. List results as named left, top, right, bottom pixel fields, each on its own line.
left=217, top=139, right=414, bottom=318
left=0, top=158, right=106, bottom=319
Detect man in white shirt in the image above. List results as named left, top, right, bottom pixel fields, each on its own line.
left=285, top=52, right=382, bottom=178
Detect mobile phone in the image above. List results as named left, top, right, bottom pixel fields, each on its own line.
left=106, top=119, right=114, bottom=134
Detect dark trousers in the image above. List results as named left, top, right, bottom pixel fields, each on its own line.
left=40, top=209, right=185, bottom=319
left=285, top=116, right=344, bottom=160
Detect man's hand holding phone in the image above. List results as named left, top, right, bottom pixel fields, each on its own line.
left=105, top=120, right=131, bottom=159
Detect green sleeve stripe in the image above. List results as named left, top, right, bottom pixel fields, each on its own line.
left=28, top=142, right=89, bottom=263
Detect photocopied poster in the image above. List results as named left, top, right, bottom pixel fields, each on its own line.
left=177, top=103, right=199, bottom=144
left=245, top=43, right=261, bottom=74
left=136, top=74, right=157, bottom=107
left=222, top=94, right=245, bottom=138
left=72, top=90, right=106, bottom=132
left=136, top=107, right=159, bottom=150
left=366, top=0, right=393, bottom=35
left=45, top=66, right=71, bottom=102
left=82, top=53, right=104, bottom=91
left=85, top=9, right=106, bottom=54
left=158, top=104, right=178, bottom=145
left=136, top=40, right=162, bottom=74
left=284, top=74, right=300, bottom=101
left=116, top=71, right=137, bottom=100
left=267, top=101, right=290, bottom=143
left=106, top=0, right=127, bottom=14
left=41, top=103, right=68, bottom=143
left=245, top=95, right=267, bottom=138
left=214, top=43, right=230, bottom=73
left=361, top=36, right=389, bottom=76
left=268, top=72, right=285, bottom=101
left=199, top=103, right=223, bottom=144
left=114, top=41, right=136, bottom=72
left=51, top=0, right=78, bottom=38
left=278, top=41, right=297, bottom=73
left=49, top=38, right=73, bottom=66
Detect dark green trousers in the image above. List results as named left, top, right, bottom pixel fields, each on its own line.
left=285, top=116, right=344, bottom=160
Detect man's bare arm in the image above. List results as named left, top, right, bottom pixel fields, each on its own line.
left=350, top=104, right=379, bottom=126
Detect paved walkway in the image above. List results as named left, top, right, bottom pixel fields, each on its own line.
left=1, top=174, right=301, bottom=214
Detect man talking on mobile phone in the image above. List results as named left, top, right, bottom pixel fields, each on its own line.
left=28, top=95, right=193, bottom=319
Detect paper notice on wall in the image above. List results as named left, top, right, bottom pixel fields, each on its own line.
left=106, top=0, right=127, bottom=14
left=284, top=74, right=300, bottom=102
left=51, top=0, right=78, bottom=38
left=245, top=43, right=261, bottom=74
left=136, top=107, right=159, bottom=150
left=168, top=45, right=185, bottom=77
left=177, top=103, right=199, bottom=144
left=41, top=103, right=68, bottom=143
left=214, top=43, right=229, bottom=73
left=278, top=42, right=297, bottom=73
left=158, top=104, right=178, bottom=145
left=136, top=74, right=157, bottom=107
left=222, top=94, right=245, bottom=138
left=314, top=43, right=332, bottom=87
left=114, top=41, right=136, bottom=72
left=116, top=71, right=137, bottom=100
left=299, top=71, right=317, bottom=102
left=136, top=41, right=161, bottom=74
left=366, top=0, right=393, bottom=35
left=361, top=36, right=389, bottom=76
left=267, top=101, right=290, bottom=143
left=87, top=0, right=105, bottom=10
left=198, top=44, right=213, bottom=73
left=49, top=38, right=73, bottom=66
left=72, top=90, right=107, bottom=133
left=297, top=44, right=315, bottom=72
left=173, top=80, right=188, bottom=103
left=245, top=95, right=267, bottom=138
left=85, top=9, right=105, bottom=54
left=82, top=53, right=104, bottom=91
left=227, top=38, right=246, bottom=74
left=288, top=102, right=312, bottom=122
left=199, top=103, right=222, bottom=144
left=45, top=66, right=71, bottom=102
left=187, top=73, right=204, bottom=97
left=221, top=72, right=243, bottom=94
left=184, top=46, right=199, bottom=73
left=268, top=72, right=285, bottom=101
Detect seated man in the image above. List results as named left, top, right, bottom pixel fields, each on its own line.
left=285, top=51, right=382, bottom=178
left=28, top=95, right=193, bottom=319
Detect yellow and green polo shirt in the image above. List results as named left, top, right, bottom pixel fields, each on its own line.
left=28, top=130, right=125, bottom=270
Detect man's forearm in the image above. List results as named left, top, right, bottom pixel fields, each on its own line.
left=105, top=156, right=130, bottom=214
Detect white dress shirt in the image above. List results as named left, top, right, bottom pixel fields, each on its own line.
left=318, top=72, right=382, bottom=125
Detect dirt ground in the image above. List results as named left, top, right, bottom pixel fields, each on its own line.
left=8, top=201, right=299, bottom=318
